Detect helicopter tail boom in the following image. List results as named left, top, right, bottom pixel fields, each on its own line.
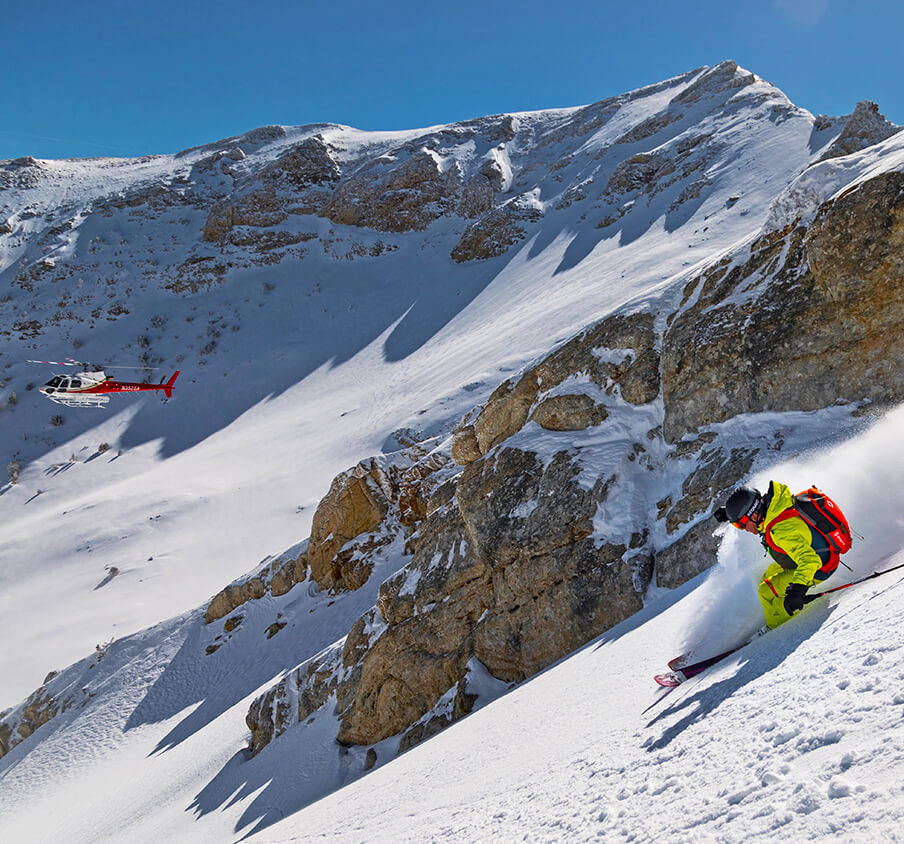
left=163, top=371, right=180, bottom=399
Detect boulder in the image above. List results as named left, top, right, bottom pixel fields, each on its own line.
left=530, top=394, right=608, bottom=431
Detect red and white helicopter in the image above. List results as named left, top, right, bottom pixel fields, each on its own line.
left=28, top=359, right=180, bottom=408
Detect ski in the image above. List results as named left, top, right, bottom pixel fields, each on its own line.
left=654, top=561, right=904, bottom=687
left=654, top=642, right=754, bottom=687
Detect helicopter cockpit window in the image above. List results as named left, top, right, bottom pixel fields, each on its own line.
left=59, top=378, right=71, bottom=390
left=70, top=378, right=81, bottom=388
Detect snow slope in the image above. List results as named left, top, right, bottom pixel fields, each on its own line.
left=1, top=405, right=903, bottom=843
left=2, top=61, right=904, bottom=841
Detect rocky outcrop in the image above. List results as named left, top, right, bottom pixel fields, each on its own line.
left=457, top=312, right=659, bottom=460
left=262, top=136, right=340, bottom=188
left=456, top=174, right=496, bottom=218
left=670, top=61, right=757, bottom=106
left=202, top=188, right=288, bottom=242
left=820, top=101, right=901, bottom=162
left=244, top=311, right=669, bottom=757
left=205, top=576, right=268, bottom=625
left=603, top=132, right=717, bottom=204
left=321, top=151, right=462, bottom=232
left=305, top=458, right=395, bottom=592
left=450, top=193, right=542, bottom=262
left=247, top=443, right=644, bottom=755
left=204, top=440, right=449, bottom=624
left=0, top=673, right=80, bottom=760
left=15, top=689, right=59, bottom=741
left=242, top=164, right=904, bottom=766
left=662, top=170, right=904, bottom=442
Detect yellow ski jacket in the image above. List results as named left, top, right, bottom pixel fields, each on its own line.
left=758, top=481, right=826, bottom=586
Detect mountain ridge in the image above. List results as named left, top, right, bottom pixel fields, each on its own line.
left=2, top=61, right=904, bottom=841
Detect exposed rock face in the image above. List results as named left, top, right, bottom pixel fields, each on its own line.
left=262, top=136, right=340, bottom=188
left=243, top=309, right=669, bottom=756
left=204, top=576, right=268, bottom=625
left=456, top=174, right=496, bottom=218
left=661, top=444, right=759, bottom=535
left=202, top=188, right=288, bottom=242
left=248, top=443, right=644, bottom=755
left=16, top=689, right=59, bottom=740
left=0, top=677, right=74, bottom=760
left=451, top=194, right=542, bottom=262
left=531, top=394, right=608, bottom=431
left=670, top=61, right=757, bottom=105
left=305, top=458, right=395, bottom=592
left=662, top=170, right=904, bottom=442
left=321, top=151, right=462, bottom=232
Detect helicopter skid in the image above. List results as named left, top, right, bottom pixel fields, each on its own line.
left=44, top=392, right=110, bottom=408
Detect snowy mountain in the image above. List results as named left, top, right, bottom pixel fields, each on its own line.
left=2, top=61, right=904, bottom=841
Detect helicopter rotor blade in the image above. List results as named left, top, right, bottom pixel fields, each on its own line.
left=27, top=359, right=159, bottom=371
left=99, top=364, right=161, bottom=371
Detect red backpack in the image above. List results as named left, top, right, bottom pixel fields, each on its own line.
left=765, top=486, right=853, bottom=563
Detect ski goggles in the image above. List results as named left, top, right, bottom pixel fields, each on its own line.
left=732, top=499, right=762, bottom=530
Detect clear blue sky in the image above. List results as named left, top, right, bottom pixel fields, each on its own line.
left=2, top=0, right=901, bottom=160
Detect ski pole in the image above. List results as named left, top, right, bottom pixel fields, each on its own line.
left=803, top=560, right=904, bottom=604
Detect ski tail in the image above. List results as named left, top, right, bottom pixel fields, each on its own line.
left=654, top=671, right=685, bottom=688
left=162, top=371, right=180, bottom=399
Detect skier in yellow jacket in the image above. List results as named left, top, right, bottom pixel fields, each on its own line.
left=714, top=481, right=838, bottom=628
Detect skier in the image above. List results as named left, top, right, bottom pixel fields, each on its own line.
left=714, top=482, right=839, bottom=628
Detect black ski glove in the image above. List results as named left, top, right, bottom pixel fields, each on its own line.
left=714, top=507, right=728, bottom=523
left=783, top=582, right=808, bottom=615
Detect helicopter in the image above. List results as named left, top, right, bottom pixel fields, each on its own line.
left=28, top=359, right=180, bottom=408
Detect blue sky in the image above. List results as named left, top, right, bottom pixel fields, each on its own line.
left=2, top=0, right=901, bottom=160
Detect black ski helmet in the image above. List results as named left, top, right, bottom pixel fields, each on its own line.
left=724, top=487, right=763, bottom=523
